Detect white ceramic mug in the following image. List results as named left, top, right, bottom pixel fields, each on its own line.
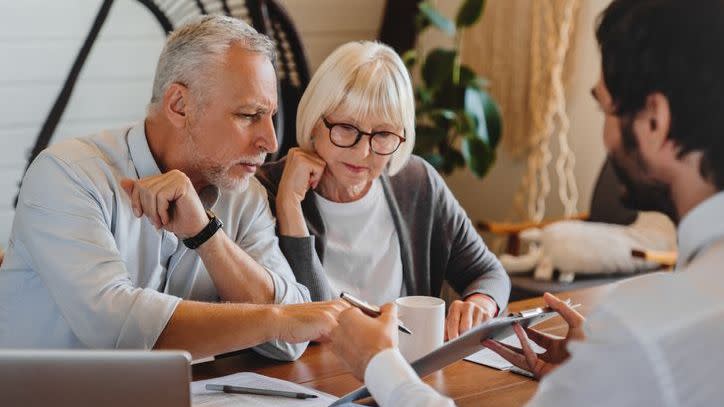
left=394, top=296, right=446, bottom=362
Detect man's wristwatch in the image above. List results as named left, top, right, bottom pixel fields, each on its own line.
left=182, top=209, right=223, bottom=249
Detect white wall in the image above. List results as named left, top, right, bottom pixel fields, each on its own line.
left=0, top=0, right=164, bottom=247
left=280, top=0, right=385, bottom=72
left=0, top=0, right=613, bottom=253
left=0, top=0, right=385, bottom=247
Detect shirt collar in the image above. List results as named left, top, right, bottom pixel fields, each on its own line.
left=126, top=122, right=220, bottom=210
left=127, top=122, right=162, bottom=179
left=676, top=191, right=724, bottom=267
left=199, top=185, right=220, bottom=210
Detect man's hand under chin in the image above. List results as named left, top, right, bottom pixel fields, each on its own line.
left=121, top=169, right=209, bottom=239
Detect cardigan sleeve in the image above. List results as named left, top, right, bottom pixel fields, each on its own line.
left=256, top=162, right=336, bottom=301
left=277, top=235, right=336, bottom=301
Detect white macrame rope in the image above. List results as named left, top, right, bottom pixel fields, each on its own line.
left=516, top=0, right=579, bottom=222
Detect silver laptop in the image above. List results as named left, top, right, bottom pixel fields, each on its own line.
left=0, top=350, right=191, bottom=407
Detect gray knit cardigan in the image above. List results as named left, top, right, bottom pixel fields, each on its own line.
left=255, top=155, right=511, bottom=311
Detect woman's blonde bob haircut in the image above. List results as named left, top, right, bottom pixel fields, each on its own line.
left=296, top=41, right=415, bottom=175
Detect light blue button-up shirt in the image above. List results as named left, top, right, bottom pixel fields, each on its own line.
left=0, top=123, right=311, bottom=360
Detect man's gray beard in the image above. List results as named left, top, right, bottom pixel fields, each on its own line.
left=206, top=164, right=250, bottom=191
left=184, top=128, right=265, bottom=192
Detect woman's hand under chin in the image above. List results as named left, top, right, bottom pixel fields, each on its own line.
left=276, top=148, right=327, bottom=237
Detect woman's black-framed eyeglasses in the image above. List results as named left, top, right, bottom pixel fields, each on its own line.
left=322, top=117, right=406, bottom=156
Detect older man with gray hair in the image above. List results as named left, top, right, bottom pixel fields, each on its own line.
left=0, top=15, right=346, bottom=361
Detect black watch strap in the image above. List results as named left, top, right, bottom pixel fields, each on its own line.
left=183, top=209, right=223, bottom=249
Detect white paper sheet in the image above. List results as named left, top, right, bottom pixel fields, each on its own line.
left=192, top=372, right=338, bottom=407
left=464, top=334, right=546, bottom=371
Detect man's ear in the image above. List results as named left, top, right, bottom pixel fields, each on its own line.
left=642, top=92, right=672, bottom=151
left=163, top=83, right=190, bottom=129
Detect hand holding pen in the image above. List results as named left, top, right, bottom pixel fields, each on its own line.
left=340, top=292, right=412, bottom=335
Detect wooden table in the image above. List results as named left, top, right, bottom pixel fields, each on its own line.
left=193, top=284, right=614, bottom=406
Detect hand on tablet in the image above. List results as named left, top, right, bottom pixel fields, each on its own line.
left=446, top=293, right=497, bottom=340
left=482, top=293, right=586, bottom=379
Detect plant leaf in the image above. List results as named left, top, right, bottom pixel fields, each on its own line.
left=422, top=49, right=457, bottom=89
left=481, top=91, right=503, bottom=148
left=461, top=136, right=496, bottom=178
left=415, top=85, right=434, bottom=108
left=419, top=2, right=456, bottom=36
left=402, top=49, right=417, bottom=69
left=464, top=88, right=490, bottom=144
left=456, top=111, right=476, bottom=135
left=443, top=149, right=466, bottom=174
left=419, top=153, right=445, bottom=170
left=464, top=87, right=502, bottom=148
left=456, top=0, right=486, bottom=28
left=414, top=125, right=448, bottom=153
left=458, top=65, right=479, bottom=88
left=415, top=11, right=431, bottom=33
left=429, top=108, right=457, bottom=125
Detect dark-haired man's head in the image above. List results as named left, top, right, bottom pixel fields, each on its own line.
left=593, top=0, right=724, bottom=222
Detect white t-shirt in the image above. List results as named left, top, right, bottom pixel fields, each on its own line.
left=315, top=179, right=404, bottom=305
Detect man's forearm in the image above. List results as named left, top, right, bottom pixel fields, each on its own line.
left=154, top=300, right=278, bottom=359
left=196, top=231, right=275, bottom=303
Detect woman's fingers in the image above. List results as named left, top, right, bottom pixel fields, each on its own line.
left=445, top=302, right=462, bottom=340
left=286, top=151, right=326, bottom=192
left=309, top=165, right=324, bottom=189
left=459, top=303, right=475, bottom=335
left=472, top=305, right=485, bottom=326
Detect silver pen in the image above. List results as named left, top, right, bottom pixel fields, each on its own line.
left=205, top=383, right=318, bottom=399
left=340, top=292, right=413, bottom=335
left=508, top=298, right=580, bottom=318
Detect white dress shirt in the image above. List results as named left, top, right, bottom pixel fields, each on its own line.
left=0, top=123, right=310, bottom=360
left=366, top=348, right=455, bottom=407
left=315, top=179, right=404, bottom=305
left=364, top=191, right=724, bottom=407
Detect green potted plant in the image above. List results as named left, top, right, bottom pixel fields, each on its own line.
left=404, top=0, right=502, bottom=177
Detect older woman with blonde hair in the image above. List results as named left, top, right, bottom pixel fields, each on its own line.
left=257, top=41, right=510, bottom=339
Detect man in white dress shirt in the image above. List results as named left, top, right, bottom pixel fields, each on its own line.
left=0, top=15, right=347, bottom=360
left=329, top=0, right=724, bottom=405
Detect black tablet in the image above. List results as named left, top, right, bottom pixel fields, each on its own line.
left=331, top=308, right=559, bottom=406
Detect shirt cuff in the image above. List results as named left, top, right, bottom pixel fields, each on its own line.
left=365, top=348, right=423, bottom=406
left=115, top=288, right=181, bottom=349
left=263, top=265, right=310, bottom=305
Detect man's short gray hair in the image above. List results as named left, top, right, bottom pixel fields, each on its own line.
left=149, top=15, right=275, bottom=109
